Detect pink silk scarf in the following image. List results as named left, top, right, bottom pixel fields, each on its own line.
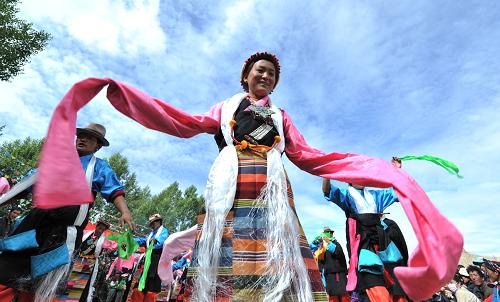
left=34, top=78, right=462, bottom=301
left=346, top=217, right=361, bottom=291
left=0, top=178, right=9, bottom=195
left=157, top=225, right=197, bottom=285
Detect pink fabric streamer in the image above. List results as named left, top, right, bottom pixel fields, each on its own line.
left=34, top=78, right=462, bottom=301
left=0, top=178, right=9, bottom=195
left=346, top=218, right=360, bottom=291
left=106, top=253, right=141, bottom=280
left=101, top=239, right=118, bottom=250
left=157, top=225, right=198, bottom=285
left=0, top=177, right=10, bottom=195
left=182, top=249, right=193, bottom=261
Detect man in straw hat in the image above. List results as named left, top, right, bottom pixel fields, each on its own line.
left=131, top=213, right=169, bottom=302
left=0, top=123, right=134, bottom=302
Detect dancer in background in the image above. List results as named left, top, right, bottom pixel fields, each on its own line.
left=314, top=227, right=349, bottom=302
left=0, top=123, right=134, bottom=302
left=131, top=214, right=169, bottom=302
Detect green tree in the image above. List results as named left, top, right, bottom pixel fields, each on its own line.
left=91, top=153, right=204, bottom=234
left=90, top=153, right=152, bottom=233
left=0, top=136, right=42, bottom=214
left=134, top=182, right=204, bottom=233
left=0, top=0, right=51, bottom=81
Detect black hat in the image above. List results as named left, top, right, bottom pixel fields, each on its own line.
left=76, top=123, right=110, bottom=146
left=483, top=259, right=500, bottom=273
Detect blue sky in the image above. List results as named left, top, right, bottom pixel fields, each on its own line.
left=0, top=0, right=499, bottom=256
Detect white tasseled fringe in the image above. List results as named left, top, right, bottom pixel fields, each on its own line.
left=34, top=263, right=71, bottom=302
left=191, top=146, right=238, bottom=302
left=192, top=148, right=313, bottom=301
left=258, top=149, right=313, bottom=302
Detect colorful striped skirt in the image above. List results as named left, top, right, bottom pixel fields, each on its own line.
left=184, top=150, right=327, bottom=301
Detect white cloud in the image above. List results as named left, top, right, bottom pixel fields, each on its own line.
left=19, top=0, right=167, bottom=56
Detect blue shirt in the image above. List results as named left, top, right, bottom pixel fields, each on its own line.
left=325, top=184, right=398, bottom=214
left=79, top=154, right=124, bottom=202
left=172, top=257, right=188, bottom=271
left=23, top=153, right=124, bottom=202
left=135, top=226, right=169, bottom=250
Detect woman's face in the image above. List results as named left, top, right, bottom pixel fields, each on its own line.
left=245, top=60, right=276, bottom=99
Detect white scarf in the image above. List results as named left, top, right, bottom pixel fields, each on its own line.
left=66, top=155, right=97, bottom=260
left=347, top=185, right=377, bottom=214
left=147, top=225, right=165, bottom=248
left=84, top=230, right=106, bottom=302
left=192, top=94, right=312, bottom=302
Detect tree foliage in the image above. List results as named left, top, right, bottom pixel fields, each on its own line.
left=90, top=153, right=204, bottom=234
left=0, top=136, right=43, bottom=214
left=0, top=0, right=51, bottom=81
left=90, top=153, right=152, bottom=229
left=133, top=182, right=204, bottom=233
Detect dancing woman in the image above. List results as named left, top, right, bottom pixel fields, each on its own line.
left=24, top=52, right=462, bottom=302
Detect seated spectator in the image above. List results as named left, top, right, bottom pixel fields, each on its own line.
left=0, top=207, right=22, bottom=238
left=473, top=258, right=490, bottom=283
left=467, top=265, right=493, bottom=300
left=449, top=272, right=481, bottom=302
left=459, top=267, right=472, bottom=288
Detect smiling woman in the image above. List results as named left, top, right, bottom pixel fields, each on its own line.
left=11, top=52, right=463, bottom=302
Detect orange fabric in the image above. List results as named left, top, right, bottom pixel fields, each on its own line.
left=232, top=239, right=267, bottom=252
left=130, top=288, right=144, bottom=302
left=314, top=242, right=327, bottom=262
left=329, top=295, right=351, bottom=302
left=392, top=295, right=408, bottom=302
left=366, top=286, right=391, bottom=302
left=144, top=292, right=156, bottom=302
left=238, top=173, right=268, bottom=183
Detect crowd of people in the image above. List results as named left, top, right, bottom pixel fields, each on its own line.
left=0, top=52, right=471, bottom=301
left=424, top=259, right=499, bottom=302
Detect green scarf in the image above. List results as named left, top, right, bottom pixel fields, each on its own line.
left=138, top=241, right=155, bottom=291
left=314, top=231, right=334, bottom=242
left=107, top=229, right=139, bottom=259
left=399, top=155, right=463, bottom=178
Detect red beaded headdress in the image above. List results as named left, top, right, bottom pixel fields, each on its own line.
left=240, top=52, right=280, bottom=92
